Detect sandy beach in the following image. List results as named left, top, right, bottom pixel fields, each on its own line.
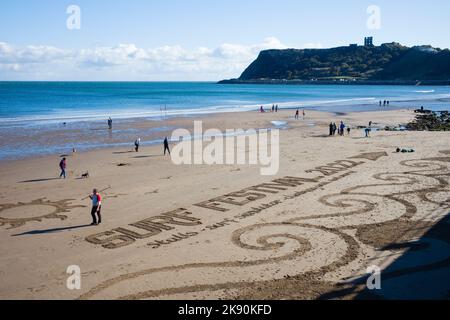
left=0, top=108, right=449, bottom=300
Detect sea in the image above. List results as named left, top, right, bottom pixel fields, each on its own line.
left=1, top=82, right=449, bottom=161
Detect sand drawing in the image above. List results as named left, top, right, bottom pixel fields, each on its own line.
left=0, top=198, right=85, bottom=229
left=76, top=153, right=450, bottom=300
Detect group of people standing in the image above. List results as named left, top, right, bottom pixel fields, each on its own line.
left=329, top=121, right=350, bottom=136
left=133, top=137, right=170, bottom=155
left=379, top=100, right=390, bottom=107
left=260, top=105, right=280, bottom=113
left=295, top=109, right=306, bottom=120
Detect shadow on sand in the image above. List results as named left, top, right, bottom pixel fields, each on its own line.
left=12, top=224, right=92, bottom=236
left=18, top=178, right=61, bottom=183
left=132, top=155, right=161, bottom=159
left=318, top=212, right=450, bottom=300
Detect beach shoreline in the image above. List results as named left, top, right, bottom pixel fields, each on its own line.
left=0, top=103, right=434, bottom=163
left=2, top=81, right=450, bottom=162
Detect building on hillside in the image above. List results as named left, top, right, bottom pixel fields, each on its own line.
left=364, top=37, right=374, bottom=47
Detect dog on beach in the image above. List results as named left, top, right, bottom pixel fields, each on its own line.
left=81, top=171, right=90, bottom=179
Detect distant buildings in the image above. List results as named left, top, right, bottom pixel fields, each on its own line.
left=349, top=37, right=374, bottom=48
left=364, top=37, right=374, bottom=47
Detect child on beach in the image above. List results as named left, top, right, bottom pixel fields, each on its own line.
left=295, top=110, right=299, bottom=120
left=89, top=189, right=102, bottom=225
left=59, top=158, right=67, bottom=179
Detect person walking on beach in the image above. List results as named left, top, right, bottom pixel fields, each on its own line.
left=347, top=127, right=351, bottom=135
left=108, top=117, right=113, bottom=130
left=329, top=122, right=334, bottom=136
left=272, top=105, right=275, bottom=113
left=59, top=158, right=67, bottom=179
left=134, top=138, right=141, bottom=152
left=89, top=189, right=102, bottom=225
left=332, top=123, right=337, bottom=136
left=379, top=101, right=382, bottom=107
left=164, top=137, right=171, bottom=155
left=275, top=105, right=278, bottom=112
left=302, top=109, right=306, bottom=119
left=295, top=109, right=299, bottom=120
left=365, top=127, right=371, bottom=138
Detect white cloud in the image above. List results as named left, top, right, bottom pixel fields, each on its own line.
left=0, top=42, right=70, bottom=64
left=0, top=37, right=292, bottom=80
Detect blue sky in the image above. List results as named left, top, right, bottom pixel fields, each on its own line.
left=1, top=0, right=449, bottom=80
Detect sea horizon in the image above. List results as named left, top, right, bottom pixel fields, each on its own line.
left=2, top=82, right=450, bottom=121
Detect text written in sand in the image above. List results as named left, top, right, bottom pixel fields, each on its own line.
left=85, top=156, right=369, bottom=249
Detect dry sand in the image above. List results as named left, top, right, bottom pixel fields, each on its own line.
left=0, top=108, right=449, bottom=300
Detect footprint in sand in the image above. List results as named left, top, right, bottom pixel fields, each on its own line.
left=160, top=176, right=172, bottom=180
left=117, top=163, right=130, bottom=167
left=82, top=270, right=99, bottom=277
left=145, top=189, right=159, bottom=195
left=27, top=285, right=47, bottom=293
left=105, top=193, right=128, bottom=199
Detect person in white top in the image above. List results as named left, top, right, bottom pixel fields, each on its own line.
left=89, top=188, right=102, bottom=225
left=134, top=138, right=141, bottom=152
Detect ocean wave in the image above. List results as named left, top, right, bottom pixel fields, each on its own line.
left=414, top=90, right=435, bottom=93
left=0, top=97, right=378, bottom=125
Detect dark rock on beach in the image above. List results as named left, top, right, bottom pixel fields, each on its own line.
left=406, top=111, right=450, bottom=131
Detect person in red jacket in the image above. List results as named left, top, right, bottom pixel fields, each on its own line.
left=89, top=189, right=102, bottom=225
